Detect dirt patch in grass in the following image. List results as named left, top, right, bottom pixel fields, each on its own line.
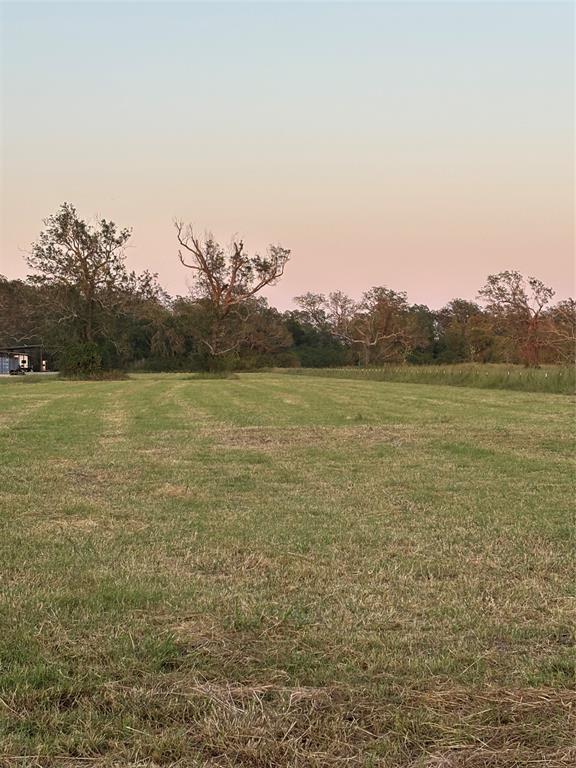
left=64, top=466, right=135, bottom=487
left=152, top=482, right=193, bottom=498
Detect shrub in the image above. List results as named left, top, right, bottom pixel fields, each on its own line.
left=58, top=342, right=103, bottom=377
left=130, top=355, right=199, bottom=372
left=274, top=351, right=301, bottom=368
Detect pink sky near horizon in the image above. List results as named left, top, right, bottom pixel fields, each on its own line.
left=1, top=1, right=574, bottom=309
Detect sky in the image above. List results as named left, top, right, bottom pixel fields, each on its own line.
left=1, top=0, right=574, bottom=309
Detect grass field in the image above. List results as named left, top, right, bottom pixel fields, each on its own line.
left=1, top=373, right=574, bottom=767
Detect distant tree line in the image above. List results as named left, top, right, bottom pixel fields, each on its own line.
left=1, top=204, right=574, bottom=374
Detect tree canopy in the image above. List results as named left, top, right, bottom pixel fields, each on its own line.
left=1, top=204, right=572, bottom=373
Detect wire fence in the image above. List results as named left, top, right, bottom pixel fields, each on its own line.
left=281, top=364, right=575, bottom=394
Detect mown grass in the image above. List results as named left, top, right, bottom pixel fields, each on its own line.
left=0, top=373, right=574, bottom=766
left=280, top=363, right=576, bottom=395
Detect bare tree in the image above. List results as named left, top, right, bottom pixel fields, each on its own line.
left=293, top=292, right=331, bottom=330
left=545, top=299, right=576, bottom=363
left=319, top=288, right=409, bottom=366
left=478, top=271, right=555, bottom=367
left=175, top=222, right=290, bottom=360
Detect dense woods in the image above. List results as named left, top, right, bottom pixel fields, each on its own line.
left=1, top=204, right=574, bottom=373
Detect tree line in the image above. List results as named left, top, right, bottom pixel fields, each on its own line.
left=1, top=204, right=574, bottom=374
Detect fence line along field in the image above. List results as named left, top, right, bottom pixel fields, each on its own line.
left=1, top=373, right=574, bottom=766
left=281, top=362, right=575, bottom=395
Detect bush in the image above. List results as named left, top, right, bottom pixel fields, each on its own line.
left=183, top=371, right=239, bottom=380
left=130, top=355, right=199, bottom=372
left=58, top=342, right=103, bottom=377
left=294, top=345, right=349, bottom=368
left=274, top=351, right=301, bottom=368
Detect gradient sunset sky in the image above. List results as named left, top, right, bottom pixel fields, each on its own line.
left=1, top=1, right=574, bottom=308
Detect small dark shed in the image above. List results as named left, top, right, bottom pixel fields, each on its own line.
left=0, top=345, right=47, bottom=373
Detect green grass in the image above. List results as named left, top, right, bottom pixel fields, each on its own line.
left=280, top=363, right=576, bottom=395
left=0, top=373, right=574, bottom=766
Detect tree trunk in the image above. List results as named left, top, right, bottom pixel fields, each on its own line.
left=85, top=297, right=94, bottom=342
left=523, top=318, right=540, bottom=368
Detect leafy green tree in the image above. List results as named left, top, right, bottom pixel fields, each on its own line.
left=27, top=203, right=159, bottom=346
left=436, top=299, right=491, bottom=362
left=404, top=304, right=436, bottom=364
left=290, top=293, right=349, bottom=367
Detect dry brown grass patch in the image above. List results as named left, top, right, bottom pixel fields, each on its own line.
left=210, top=425, right=411, bottom=451
left=82, top=680, right=576, bottom=767
left=152, top=483, right=192, bottom=498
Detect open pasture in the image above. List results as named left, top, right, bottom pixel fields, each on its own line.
left=0, top=373, right=574, bottom=767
